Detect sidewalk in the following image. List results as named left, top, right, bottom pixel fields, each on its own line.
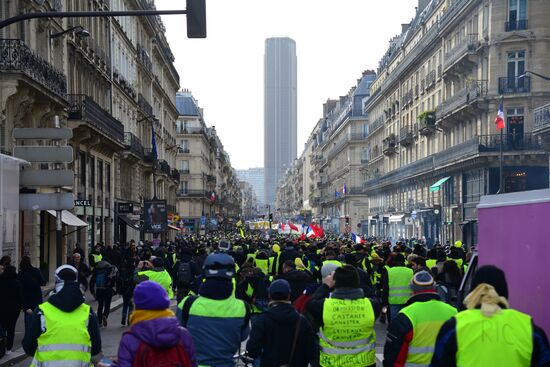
left=0, top=290, right=123, bottom=367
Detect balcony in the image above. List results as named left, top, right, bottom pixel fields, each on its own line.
left=443, top=35, right=478, bottom=73
left=425, top=70, right=436, bottom=89
left=179, top=169, right=190, bottom=175
left=369, top=115, right=384, bottom=133
left=505, top=19, right=528, bottom=32
left=177, top=189, right=207, bottom=198
left=534, top=103, right=550, bottom=133
left=418, top=111, right=437, bottom=136
left=144, top=149, right=154, bottom=165
left=67, top=94, right=124, bottom=144
left=499, top=76, right=530, bottom=94
left=177, top=147, right=190, bottom=154
left=439, top=0, right=476, bottom=30
left=478, top=134, right=541, bottom=152
left=137, top=44, right=153, bottom=74
left=205, top=174, right=216, bottom=183
left=383, top=135, right=398, bottom=156
left=158, top=160, right=171, bottom=175
left=138, top=93, right=153, bottom=117
left=0, top=39, right=67, bottom=99
left=171, top=169, right=180, bottom=182
left=399, top=127, right=414, bottom=147
left=124, top=132, right=144, bottom=159
left=436, top=80, right=487, bottom=122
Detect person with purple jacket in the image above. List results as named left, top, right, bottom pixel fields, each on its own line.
left=112, top=280, right=198, bottom=367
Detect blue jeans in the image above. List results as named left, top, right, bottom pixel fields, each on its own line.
left=389, top=304, right=405, bottom=321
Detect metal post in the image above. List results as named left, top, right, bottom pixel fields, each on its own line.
left=498, top=128, right=504, bottom=194
left=56, top=210, right=63, bottom=267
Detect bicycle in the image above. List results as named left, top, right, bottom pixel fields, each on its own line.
left=233, top=351, right=254, bottom=367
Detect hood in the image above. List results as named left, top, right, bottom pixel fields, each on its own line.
left=265, top=303, right=299, bottom=325
left=48, top=281, right=85, bottom=312
left=283, top=270, right=311, bottom=282
left=130, top=317, right=182, bottom=348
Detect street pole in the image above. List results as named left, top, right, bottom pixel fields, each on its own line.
left=499, top=127, right=505, bottom=194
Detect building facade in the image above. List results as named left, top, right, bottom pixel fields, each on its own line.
left=362, top=0, right=549, bottom=246
left=175, top=91, right=241, bottom=234
left=264, top=37, right=297, bottom=206
left=236, top=167, right=265, bottom=206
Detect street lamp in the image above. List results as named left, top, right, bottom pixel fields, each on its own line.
left=519, top=70, right=550, bottom=81
left=50, top=26, right=90, bottom=40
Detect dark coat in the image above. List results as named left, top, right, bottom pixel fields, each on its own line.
left=0, top=268, right=23, bottom=317
left=276, top=270, right=314, bottom=302
left=246, top=302, right=317, bottom=367
left=17, top=267, right=45, bottom=310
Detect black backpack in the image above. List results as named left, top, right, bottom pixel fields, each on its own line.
left=177, top=261, right=193, bottom=286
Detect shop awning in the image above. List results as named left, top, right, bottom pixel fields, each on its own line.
left=430, top=177, right=451, bottom=192
left=47, top=210, right=88, bottom=227
left=389, top=214, right=405, bottom=223
left=168, top=224, right=181, bottom=231
left=118, top=215, right=140, bottom=230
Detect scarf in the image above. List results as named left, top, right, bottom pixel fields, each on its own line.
left=464, top=283, right=509, bottom=317
left=129, top=308, right=174, bottom=326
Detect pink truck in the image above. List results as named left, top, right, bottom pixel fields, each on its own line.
left=465, top=188, right=550, bottom=335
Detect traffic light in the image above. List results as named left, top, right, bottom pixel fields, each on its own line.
left=268, top=213, right=273, bottom=221
left=187, top=0, right=206, bottom=38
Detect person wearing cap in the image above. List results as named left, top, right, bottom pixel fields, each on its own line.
left=387, top=253, right=413, bottom=321
left=22, top=265, right=102, bottom=366
left=136, top=257, right=174, bottom=299
left=307, top=265, right=382, bottom=367
left=383, top=271, right=457, bottom=367
left=113, top=281, right=197, bottom=367
left=431, top=265, right=550, bottom=367
left=177, top=253, right=250, bottom=367
left=246, top=279, right=317, bottom=367
left=276, top=260, right=314, bottom=302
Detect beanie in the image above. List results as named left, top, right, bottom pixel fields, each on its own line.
left=410, top=270, right=435, bottom=293
left=134, top=281, right=170, bottom=310
left=268, top=279, right=291, bottom=296
left=471, top=265, right=509, bottom=299
left=321, top=262, right=340, bottom=279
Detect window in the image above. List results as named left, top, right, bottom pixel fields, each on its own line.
left=79, top=152, right=86, bottom=186
left=179, top=181, right=188, bottom=194
left=105, top=163, right=111, bottom=193
left=507, top=51, right=525, bottom=79
left=98, top=160, right=103, bottom=192
left=180, top=140, right=189, bottom=151
left=180, top=160, right=189, bottom=171
left=89, top=156, right=95, bottom=190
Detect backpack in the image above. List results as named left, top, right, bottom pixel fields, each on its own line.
left=436, top=283, right=457, bottom=306
left=177, top=261, right=192, bottom=286
left=132, top=340, right=192, bottom=367
left=95, top=269, right=109, bottom=289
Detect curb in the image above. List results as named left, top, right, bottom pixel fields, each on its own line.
left=0, top=299, right=124, bottom=367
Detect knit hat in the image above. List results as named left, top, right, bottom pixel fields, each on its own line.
left=410, top=271, right=435, bottom=293
left=134, top=281, right=170, bottom=310
left=321, top=262, right=340, bottom=279
left=268, top=279, right=291, bottom=296
left=471, top=265, right=509, bottom=299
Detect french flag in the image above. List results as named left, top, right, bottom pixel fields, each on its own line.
left=351, top=233, right=365, bottom=244
left=495, top=99, right=505, bottom=130
left=288, top=222, right=299, bottom=232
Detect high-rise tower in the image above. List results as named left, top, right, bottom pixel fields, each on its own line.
left=264, top=37, right=297, bottom=206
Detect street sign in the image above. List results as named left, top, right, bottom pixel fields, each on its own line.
left=20, top=170, right=73, bottom=187
left=74, top=200, right=91, bottom=207
left=13, top=128, right=73, bottom=140
left=14, top=146, right=73, bottom=163
left=117, top=202, right=134, bottom=213
left=20, top=193, right=74, bottom=211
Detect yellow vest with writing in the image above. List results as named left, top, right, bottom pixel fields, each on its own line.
left=456, top=309, right=533, bottom=367
left=319, top=297, right=376, bottom=367
left=31, top=302, right=91, bottom=367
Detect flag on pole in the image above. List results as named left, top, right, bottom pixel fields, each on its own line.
left=351, top=232, right=365, bottom=244
left=342, top=183, right=347, bottom=196
left=151, top=126, right=158, bottom=160
left=288, top=222, right=299, bottom=232
left=495, top=99, right=505, bottom=130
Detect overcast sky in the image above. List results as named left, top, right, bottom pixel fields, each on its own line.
left=155, top=0, right=416, bottom=169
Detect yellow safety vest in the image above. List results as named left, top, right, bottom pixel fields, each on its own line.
left=319, top=297, right=376, bottom=367
left=400, top=299, right=457, bottom=366
left=254, top=258, right=270, bottom=275
left=426, top=259, right=437, bottom=269
left=138, top=270, right=174, bottom=299
left=245, top=283, right=262, bottom=314
left=322, top=260, right=343, bottom=267
left=456, top=309, right=533, bottom=367
left=31, top=302, right=91, bottom=367
left=91, top=254, right=102, bottom=269
left=387, top=266, right=413, bottom=305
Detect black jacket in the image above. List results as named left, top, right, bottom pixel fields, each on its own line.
left=276, top=270, right=314, bottom=302
left=246, top=302, right=317, bottom=367
left=0, top=269, right=23, bottom=317
left=22, top=281, right=102, bottom=356
left=278, top=248, right=299, bottom=274
left=17, top=267, right=45, bottom=311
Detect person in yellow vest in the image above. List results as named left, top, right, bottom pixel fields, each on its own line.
left=431, top=265, right=550, bottom=367
left=307, top=265, right=382, bottom=367
left=383, top=271, right=457, bottom=366
left=22, top=265, right=102, bottom=366
left=89, top=244, right=103, bottom=270
left=269, top=244, right=281, bottom=276
left=387, top=253, right=414, bottom=321
left=136, top=257, right=174, bottom=299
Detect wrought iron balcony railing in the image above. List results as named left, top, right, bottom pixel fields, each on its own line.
left=124, top=132, right=144, bottom=159
left=534, top=103, right=550, bottom=132
left=171, top=169, right=180, bottom=182
left=137, top=44, right=153, bottom=74
left=177, top=189, right=208, bottom=198
left=436, top=80, right=487, bottom=120
left=138, top=93, right=154, bottom=116
left=399, top=127, right=414, bottom=146
left=67, top=94, right=124, bottom=143
left=158, top=160, right=171, bottom=175
left=498, top=76, right=530, bottom=94
left=0, top=39, right=67, bottom=99
left=443, top=34, right=478, bottom=71
left=505, top=19, right=528, bottom=32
